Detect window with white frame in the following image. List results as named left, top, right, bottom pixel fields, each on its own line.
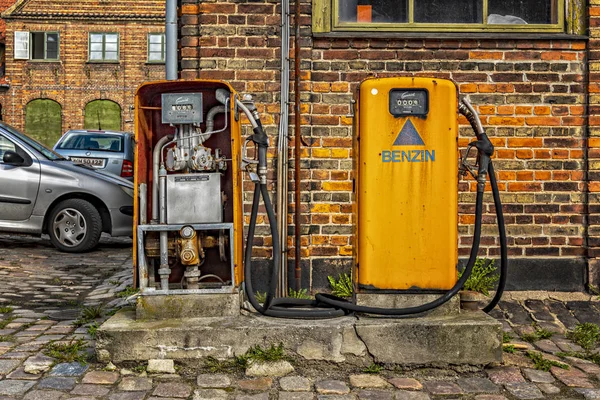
left=89, top=33, right=119, bottom=62
left=148, top=33, right=165, bottom=63
left=320, top=0, right=565, bottom=32
left=14, top=31, right=59, bottom=60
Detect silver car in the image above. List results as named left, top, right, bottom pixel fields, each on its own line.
left=53, top=130, right=135, bottom=181
left=0, top=122, right=134, bottom=253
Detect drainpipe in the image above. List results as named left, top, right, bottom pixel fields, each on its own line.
left=165, top=0, right=178, bottom=80
left=293, top=0, right=302, bottom=292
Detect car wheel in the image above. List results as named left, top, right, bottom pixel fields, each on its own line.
left=48, top=199, right=102, bottom=253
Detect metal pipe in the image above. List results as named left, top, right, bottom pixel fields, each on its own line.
left=158, top=165, right=170, bottom=290
left=293, top=0, right=302, bottom=292
left=165, top=0, right=178, bottom=80
left=276, top=0, right=291, bottom=298
left=152, top=135, right=174, bottom=222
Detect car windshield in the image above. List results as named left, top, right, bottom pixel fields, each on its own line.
left=56, top=132, right=124, bottom=152
left=0, top=122, right=65, bottom=161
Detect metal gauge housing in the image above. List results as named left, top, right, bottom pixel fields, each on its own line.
left=389, top=89, right=429, bottom=117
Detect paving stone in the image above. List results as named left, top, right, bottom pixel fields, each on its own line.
left=23, top=389, right=65, bottom=400
left=196, top=373, right=231, bottom=388
left=536, top=383, right=560, bottom=394
left=148, top=359, right=176, bottom=374
left=551, top=366, right=594, bottom=388
left=349, top=375, right=390, bottom=388
left=554, top=340, right=584, bottom=353
left=355, top=389, right=394, bottom=399
left=280, top=376, right=311, bottom=391
left=533, top=339, right=560, bottom=354
left=486, top=367, right=525, bottom=384
left=0, top=379, right=36, bottom=396
left=109, top=392, right=147, bottom=400
left=315, top=380, right=351, bottom=395
left=236, top=394, right=269, bottom=400
left=152, top=382, right=193, bottom=398
left=7, top=367, right=42, bottom=380
left=422, top=381, right=462, bottom=395
left=193, top=388, right=229, bottom=399
left=387, top=378, right=422, bottom=391
left=82, top=370, right=120, bottom=384
left=0, top=359, right=21, bottom=374
left=575, top=362, right=600, bottom=374
left=500, top=301, right=533, bottom=325
left=239, top=377, right=273, bottom=391
left=71, top=384, right=111, bottom=396
left=473, top=396, right=509, bottom=400
left=49, top=362, right=89, bottom=377
left=394, top=391, right=431, bottom=400
left=279, top=392, right=315, bottom=400
left=504, top=383, right=544, bottom=399
left=37, top=377, right=77, bottom=390
left=522, top=368, right=554, bottom=383
left=23, top=354, right=54, bottom=374
left=575, top=388, right=600, bottom=399
left=457, top=377, right=499, bottom=393
left=246, top=360, right=294, bottom=377
left=118, top=377, right=153, bottom=391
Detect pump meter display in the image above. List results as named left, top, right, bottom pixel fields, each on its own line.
left=389, top=89, right=428, bottom=117
left=161, top=93, right=203, bottom=124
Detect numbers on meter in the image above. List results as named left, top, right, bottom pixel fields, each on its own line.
left=389, top=89, right=428, bottom=117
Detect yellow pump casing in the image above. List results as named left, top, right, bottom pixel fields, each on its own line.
left=355, top=77, right=458, bottom=291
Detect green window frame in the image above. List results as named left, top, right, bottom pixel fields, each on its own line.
left=314, top=0, right=567, bottom=33
left=31, top=32, right=59, bottom=61
left=147, top=33, right=165, bottom=63
left=88, top=32, right=119, bottom=62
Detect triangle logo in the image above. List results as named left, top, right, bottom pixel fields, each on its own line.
left=393, top=119, right=425, bottom=146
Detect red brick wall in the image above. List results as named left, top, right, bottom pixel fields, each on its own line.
left=184, top=0, right=591, bottom=289
left=0, top=17, right=165, bottom=133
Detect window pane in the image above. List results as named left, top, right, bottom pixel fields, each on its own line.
left=90, top=34, right=103, bottom=43
left=90, top=51, right=103, bottom=60
left=31, top=32, right=44, bottom=60
left=148, top=52, right=162, bottom=61
left=104, top=51, right=118, bottom=61
left=488, top=0, right=555, bottom=24
left=338, top=0, right=408, bottom=23
left=149, top=34, right=163, bottom=44
left=90, top=43, right=103, bottom=51
left=105, top=42, right=118, bottom=52
left=46, top=33, right=58, bottom=59
left=149, top=43, right=162, bottom=52
left=414, top=0, right=482, bottom=23
left=105, top=34, right=118, bottom=43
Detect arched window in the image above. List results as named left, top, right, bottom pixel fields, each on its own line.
left=25, top=99, right=62, bottom=147
left=84, top=100, right=121, bottom=131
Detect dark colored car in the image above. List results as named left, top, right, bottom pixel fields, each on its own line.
left=53, top=130, right=135, bottom=181
left=0, top=123, right=134, bottom=253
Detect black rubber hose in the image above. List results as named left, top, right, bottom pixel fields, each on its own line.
left=244, top=182, right=348, bottom=318
left=482, top=162, right=507, bottom=313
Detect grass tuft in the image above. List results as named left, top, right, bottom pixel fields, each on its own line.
left=526, top=351, right=569, bottom=372
left=44, top=339, right=88, bottom=364
left=328, top=273, right=353, bottom=298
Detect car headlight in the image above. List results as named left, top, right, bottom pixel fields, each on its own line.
left=120, top=185, right=135, bottom=198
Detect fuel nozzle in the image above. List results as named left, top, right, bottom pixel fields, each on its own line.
left=459, top=98, right=494, bottom=193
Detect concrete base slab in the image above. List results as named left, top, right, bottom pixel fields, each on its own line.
left=355, top=293, right=460, bottom=316
left=97, top=308, right=502, bottom=366
left=136, top=293, right=240, bottom=320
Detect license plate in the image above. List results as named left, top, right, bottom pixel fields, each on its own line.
left=70, top=157, right=104, bottom=167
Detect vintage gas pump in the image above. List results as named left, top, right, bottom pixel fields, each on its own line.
left=134, top=80, right=245, bottom=295
left=133, top=77, right=506, bottom=317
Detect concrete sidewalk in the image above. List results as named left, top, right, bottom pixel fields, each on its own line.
left=1, top=233, right=600, bottom=399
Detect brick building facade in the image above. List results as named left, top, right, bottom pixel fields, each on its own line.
left=170, top=0, right=600, bottom=292
left=0, top=0, right=165, bottom=146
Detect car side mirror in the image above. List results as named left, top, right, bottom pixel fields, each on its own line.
left=3, top=150, right=25, bottom=165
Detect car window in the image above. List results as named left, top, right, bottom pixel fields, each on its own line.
left=0, top=135, right=16, bottom=163
left=57, top=133, right=124, bottom=152
left=0, top=123, right=63, bottom=161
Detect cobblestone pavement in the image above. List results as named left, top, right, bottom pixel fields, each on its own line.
left=2, top=233, right=600, bottom=399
